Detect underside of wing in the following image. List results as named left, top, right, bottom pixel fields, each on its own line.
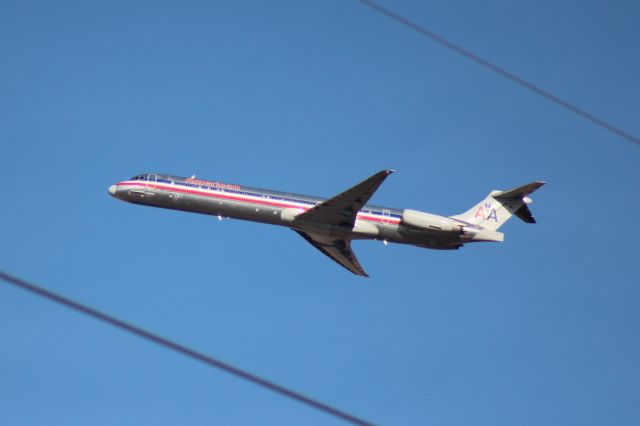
left=295, top=231, right=368, bottom=277
left=293, top=170, right=394, bottom=228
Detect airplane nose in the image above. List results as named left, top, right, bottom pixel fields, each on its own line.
left=108, top=185, right=117, bottom=196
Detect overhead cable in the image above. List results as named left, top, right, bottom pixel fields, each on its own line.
left=0, top=270, right=374, bottom=426
left=357, top=0, right=640, bottom=147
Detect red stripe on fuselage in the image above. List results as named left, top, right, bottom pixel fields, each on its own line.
left=116, top=181, right=401, bottom=224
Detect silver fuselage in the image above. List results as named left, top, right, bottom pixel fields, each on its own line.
left=109, top=173, right=480, bottom=249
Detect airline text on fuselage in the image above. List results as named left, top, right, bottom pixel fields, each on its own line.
left=185, top=177, right=241, bottom=191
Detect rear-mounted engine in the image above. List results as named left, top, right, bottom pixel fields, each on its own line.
left=401, top=209, right=462, bottom=232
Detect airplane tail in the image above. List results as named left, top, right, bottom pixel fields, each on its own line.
left=450, top=181, right=546, bottom=231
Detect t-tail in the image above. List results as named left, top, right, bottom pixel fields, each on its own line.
left=451, top=181, right=546, bottom=232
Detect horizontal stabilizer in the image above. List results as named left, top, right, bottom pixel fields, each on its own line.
left=494, top=181, right=546, bottom=201
left=514, top=204, right=536, bottom=224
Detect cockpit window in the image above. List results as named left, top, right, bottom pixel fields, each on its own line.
left=130, top=175, right=145, bottom=180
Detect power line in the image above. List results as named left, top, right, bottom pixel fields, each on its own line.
left=0, top=270, right=374, bottom=426
left=356, top=0, right=640, bottom=147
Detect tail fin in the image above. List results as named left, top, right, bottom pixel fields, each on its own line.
left=450, top=181, right=545, bottom=231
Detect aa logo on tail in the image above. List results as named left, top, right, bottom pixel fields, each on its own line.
left=475, top=203, right=498, bottom=222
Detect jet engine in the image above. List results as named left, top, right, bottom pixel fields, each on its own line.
left=401, top=209, right=462, bottom=232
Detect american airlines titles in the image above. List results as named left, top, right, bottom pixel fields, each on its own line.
left=185, top=177, right=241, bottom=191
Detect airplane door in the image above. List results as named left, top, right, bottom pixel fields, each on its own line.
left=144, top=173, right=157, bottom=197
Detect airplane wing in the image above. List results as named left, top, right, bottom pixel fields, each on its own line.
left=295, top=231, right=369, bottom=277
left=293, top=170, right=394, bottom=228
left=292, top=170, right=394, bottom=276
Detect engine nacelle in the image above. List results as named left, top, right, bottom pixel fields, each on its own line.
left=401, top=209, right=462, bottom=232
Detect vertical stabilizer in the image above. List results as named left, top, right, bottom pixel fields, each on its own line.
left=450, top=181, right=545, bottom=231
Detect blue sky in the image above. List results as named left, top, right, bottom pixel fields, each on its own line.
left=1, top=1, right=639, bottom=424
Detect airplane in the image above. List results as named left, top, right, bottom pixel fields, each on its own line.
left=108, top=171, right=544, bottom=277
